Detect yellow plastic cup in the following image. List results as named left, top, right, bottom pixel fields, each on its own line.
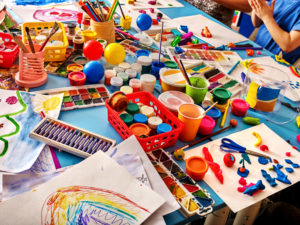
left=120, top=15, right=132, bottom=30
left=178, top=104, right=204, bottom=142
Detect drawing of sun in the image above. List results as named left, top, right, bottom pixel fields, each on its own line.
left=32, top=94, right=63, bottom=116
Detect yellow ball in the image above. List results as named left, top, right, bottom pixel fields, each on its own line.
left=104, top=43, right=126, bottom=65
left=173, top=148, right=185, bottom=161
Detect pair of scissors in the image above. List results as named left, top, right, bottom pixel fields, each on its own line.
left=220, top=138, right=270, bottom=159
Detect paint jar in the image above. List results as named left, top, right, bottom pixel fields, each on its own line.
left=164, top=60, right=178, bottom=69
left=129, top=123, right=151, bottom=137
left=68, top=71, right=86, bottom=86
left=185, top=156, right=208, bottom=181
left=131, top=63, right=142, bottom=75
left=80, top=30, right=97, bottom=42
left=158, top=91, right=194, bottom=116
left=113, top=66, right=125, bottom=73
left=129, top=78, right=141, bottom=92
left=82, top=14, right=91, bottom=30
left=148, top=116, right=163, bottom=129
left=66, top=64, right=83, bottom=73
left=157, top=123, right=172, bottom=134
left=136, top=49, right=150, bottom=58
left=104, top=69, right=117, bottom=85
left=160, top=69, right=186, bottom=93
left=205, top=107, right=221, bottom=122
left=125, top=69, right=137, bottom=79
left=67, top=22, right=76, bottom=35
left=108, top=91, right=129, bottom=112
left=126, top=102, right=140, bottom=114
left=138, top=56, right=152, bottom=74
left=198, top=115, right=215, bottom=136
left=117, top=72, right=129, bottom=85
left=178, top=104, right=204, bottom=142
left=212, top=88, right=232, bottom=105
left=150, top=53, right=163, bottom=62
left=186, top=77, right=209, bottom=104
left=120, top=86, right=133, bottom=95
left=73, top=35, right=84, bottom=51
left=67, top=34, right=74, bottom=46
left=120, top=15, right=132, bottom=30
left=119, top=62, right=131, bottom=70
left=120, top=113, right=133, bottom=126
left=91, top=19, right=115, bottom=44
left=231, top=99, right=250, bottom=117
left=97, top=39, right=107, bottom=49
left=151, top=61, right=165, bottom=79
left=35, top=35, right=46, bottom=45
left=140, top=105, right=155, bottom=118
left=140, top=74, right=156, bottom=93
left=133, top=113, right=148, bottom=124
left=110, top=76, right=123, bottom=92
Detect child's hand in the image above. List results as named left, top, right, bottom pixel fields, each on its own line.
left=248, top=0, right=276, bottom=21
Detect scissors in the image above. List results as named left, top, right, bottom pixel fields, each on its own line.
left=220, top=138, right=270, bottom=159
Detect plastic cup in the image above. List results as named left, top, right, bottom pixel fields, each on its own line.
left=151, top=61, right=165, bottom=79
left=178, top=104, right=204, bottom=142
left=186, top=77, right=209, bottom=104
left=185, top=156, right=208, bottom=181
left=120, top=15, right=132, bottom=30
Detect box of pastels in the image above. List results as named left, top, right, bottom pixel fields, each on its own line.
left=105, top=91, right=184, bottom=152
left=0, top=32, right=19, bottom=68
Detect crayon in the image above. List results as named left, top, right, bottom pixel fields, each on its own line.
left=86, top=138, right=99, bottom=153
left=78, top=135, right=90, bottom=150
left=95, top=141, right=107, bottom=153
left=48, top=123, right=61, bottom=139
left=47, top=123, right=60, bottom=138
left=56, top=127, right=70, bottom=142
left=52, top=125, right=65, bottom=140
left=69, top=131, right=82, bottom=147
left=35, top=120, right=49, bottom=134
left=82, top=136, right=94, bottom=152
left=39, top=121, right=52, bottom=135
left=65, top=130, right=78, bottom=145
left=61, top=129, right=75, bottom=144
left=227, top=60, right=240, bottom=75
left=90, top=140, right=103, bottom=154
left=43, top=123, right=57, bottom=137
left=102, top=142, right=112, bottom=152
left=73, top=133, right=86, bottom=149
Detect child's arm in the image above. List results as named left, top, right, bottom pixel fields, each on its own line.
left=213, top=0, right=252, bottom=12
left=250, top=0, right=300, bottom=53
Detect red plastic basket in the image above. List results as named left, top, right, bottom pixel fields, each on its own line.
left=105, top=91, right=184, bottom=152
left=0, top=32, right=19, bottom=68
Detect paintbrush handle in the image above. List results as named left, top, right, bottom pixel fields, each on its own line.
left=12, top=33, right=29, bottom=53
left=25, top=29, right=35, bottom=53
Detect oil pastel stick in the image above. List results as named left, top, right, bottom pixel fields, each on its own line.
left=48, top=123, right=61, bottom=139
left=69, top=131, right=82, bottom=147
left=95, top=141, right=107, bottom=153
left=65, top=130, right=78, bottom=145
left=61, top=129, right=75, bottom=144
left=102, top=143, right=112, bottom=152
left=57, top=127, right=72, bottom=143
left=86, top=138, right=99, bottom=153
left=35, top=120, right=49, bottom=134
left=43, top=122, right=57, bottom=137
left=90, top=140, right=103, bottom=154
left=46, top=123, right=59, bottom=138
left=78, top=135, right=90, bottom=150
left=73, top=133, right=86, bottom=148
left=51, top=125, right=65, bottom=140
left=82, top=136, right=94, bottom=152
left=39, top=121, right=53, bottom=136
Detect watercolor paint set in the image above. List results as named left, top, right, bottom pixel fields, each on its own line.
left=147, top=148, right=214, bottom=217
left=120, top=39, right=159, bottom=56
left=35, top=84, right=110, bottom=111
left=30, top=117, right=116, bottom=158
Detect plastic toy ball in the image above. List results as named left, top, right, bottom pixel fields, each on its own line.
left=223, top=153, right=236, bottom=167
left=104, top=43, right=126, bottom=65
left=83, top=61, right=104, bottom=83
left=136, top=13, right=152, bottom=31
left=83, top=40, right=103, bottom=60
left=173, top=148, right=185, bottom=161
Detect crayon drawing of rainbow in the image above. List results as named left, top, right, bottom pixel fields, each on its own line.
left=41, top=186, right=150, bottom=225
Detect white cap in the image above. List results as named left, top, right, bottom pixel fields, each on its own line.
left=137, top=56, right=152, bottom=66
left=150, top=53, right=163, bottom=62
left=131, top=63, right=142, bottom=74
left=110, top=76, right=123, bottom=87
left=113, top=66, right=125, bottom=73
left=125, top=69, right=137, bottom=78
left=118, top=62, right=131, bottom=70
left=140, top=74, right=156, bottom=84
left=148, top=116, right=163, bottom=129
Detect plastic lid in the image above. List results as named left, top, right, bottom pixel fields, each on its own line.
left=110, top=76, right=123, bottom=87
left=126, top=102, right=139, bottom=114
left=125, top=69, right=137, bottom=78
left=140, top=74, right=156, bottom=84
left=129, top=123, right=151, bottom=137
left=120, top=86, right=133, bottom=94
left=105, top=69, right=117, bottom=78
left=140, top=105, right=155, bottom=117
left=113, top=66, right=125, bottom=73
left=199, top=115, right=215, bottom=129
left=119, top=62, right=131, bottom=70
left=157, top=123, right=172, bottom=134
left=120, top=113, right=133, bottom=126
left=205, top=107, right=221, bottom=120
left=129, top=78, right=141, bottom=87
left=164, top=60, right=178, bottom=69
left=148, top=116, right=163, bottom=129
left=133, top=113, right=148, bottom=124
left=212, top=88, right=232, bottom=101
left=131, top=63, right=142, bottom=73
left=158, top=91, right=194, bottom=112
left=68, top=23, right=76, bottom=28
left=136, top=49, right=150, bottom=57
left=117, top=72, right=129, bottom=81
left=137, top=56, right=152, bottom=66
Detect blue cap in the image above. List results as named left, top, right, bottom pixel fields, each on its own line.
left=133, top=113, right=148, bottom=124
left=205, top=107, right=221, bottom=120
left=136, top=49, right=150, bottom=58
left=157, top=123, right=172, bottom=134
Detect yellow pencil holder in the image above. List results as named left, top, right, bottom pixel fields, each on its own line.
left=120, top=16, right=132, bottom=30
left=80, top=30, right=97, bottom=43
left=91, top=19, right=115, bottom=44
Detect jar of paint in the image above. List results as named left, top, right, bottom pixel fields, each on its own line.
left=149, top=53, right=163, bottom=62
left=125, top=69, right=137, bottom=79
left=158, top=91, right=194, bottom=116
left=198, top=115, right=215, bottom=136
left=136, top=49, right=150, bottom=58
left=97, top=39, right=107, bottom=49
left=110, top=76, right=123, bottom=92
left=137, top=56, right=152, bottom=74
left=67, top=23, right=76, bottom=35
left=68, top=71, right=86, bottom=86
left=108, top=91, right=129, bottom=112
left=120, top=15, right=132, bottom=30
left=185, top=156, right=208, bottom=181
left=186, top=77, right=209, bottom=104
left=113, top=66, right=125, bottom=73
left=120, top=113, right=133, bottom=126
left=129, top=78, right=141, bottom=92
left=205, top=107, right=221, bottom=121
left=151, top=61, right=165, bottom=79
left=140, top=74, right=156, bottom=93
left=66, top=64, right=83, bottom=73
left=82, top=15, right=91, bottom=30
left=133, top=113, right=148, bottom=124
left=120, top=86, right=133, bottom=95
left=73, top=35, right=84, bottom=51
left=131, top=63, right=142, bottom=75
left=119, top=62, right=131, bottom=70
left=157, top=123, right=172, bottom=134
left=67, top=34, right=74, bottom=46
left=117, top=72, right=129, bottom=85
left=160, top=69, right=186, bottom=92
left=148, top=116, right=163, bottom=129
left=104, top=69, right=117, bottom=85
left=231, top=99, right=250, bottom=117
left=212, top=88, right=232, bottom=105
left=140, top=105, right=155, bottom=118
left=126, top=102, right=139, bottom=114
left=164, top=60, right=178, bottom=69
left=129, top=123, right=151, bottom=137
left=81, top=30, right=97, bottom=42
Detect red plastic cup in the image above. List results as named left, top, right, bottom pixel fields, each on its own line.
left=198, top=115, right=216, bottom=135
left=231, top=99, right=250, bottom=117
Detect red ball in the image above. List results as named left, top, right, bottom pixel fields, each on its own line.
left=83, top=40, right=103, bottom=60
left=223, top=153, right=235, bottom=167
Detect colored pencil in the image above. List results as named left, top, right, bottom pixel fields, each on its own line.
left=86, top=0, right=102, bottom=22
left=108, top=0, right=119, bottom=21
left=85, top=3, right=100, bottom=22
left=115, top=27, right=139, bottom=41
left=96, top=0, right=105, bottom=22
left=118, top=2, right=126, bottom=19
left=227, top=60, right=240, bottom=75
left=106, top=0, right=117, bottom=21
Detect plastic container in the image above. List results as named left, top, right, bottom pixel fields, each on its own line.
left=120, top=113, right=133, bottom=126
left=105, top=91, right=184, bottom=151
left=151, top=61, right=165, bottom=79
left=104, top=69, right=117, bottom=85
left=205, top=107, right=221, bottom=121
left=117, top=72, right=129, bottom=85
left=73, top=35, right=84, bottom=51
left=164, top=60, right=178, bottom=69
left=126, top=102, right=139, bottom=114
left=67, top=22, right=76, bottom=35
left=157, top=123, right=172, bottom=134
left=22, top=22, right=68, bottom=62
left=140, top=74, right=156, bottom=93
left=91, top=19, right=115, bottom=44
left=158, top=91, right=194, bottom=116
left=231, top=99, right=250, bottom=117
left=0, top=32, right=19, bottom=68
left=133, top=113, right=148, bottom=124
left=110, top=76, right=123, bottom=92
left=198, top=116, right=215, bottom=135
left=148, top=116, right=162, bottom=129
left=125, top=69, right=137, bottom=79
left=119, top=62, right=131, bottom=70
left=136, top=49, right=150, bottom=58
left=160, top=69, right=186, bottom=92
left=185, top=156, right=209, bottom=181
left=129, top=78, right=141, bottom=92
left=212, top=88, right=232, bottom=105
left=186, top=77, right=209, bottom=104
left=120, top=86, right=133, bottom=94
left=149, top=52, right=163, bottom=62
left=138, top=56, right=152, bottom=74
left=97, top=39, right=107, bottom=49
left=68, top=71, right=86, bottom=86
left=120, top=15, right=132, bottom=30
left=80, top=30, right=97, bottom=42
left=131, top=63, right=142, bottom=75
left=129, top=123, right=151, bottom=137
left=113, top=66, right=125, bottom=73
left=140, top=105, right=155, bottom=117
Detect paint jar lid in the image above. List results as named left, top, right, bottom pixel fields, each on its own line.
left=158, top=91, right=194, bottom=113
left=126, top=102, right=140, bottom=114
left=140, top=74, right=156, bottom=84
left=157, top=123, right=172, bottom=134
left=205, top=107, right=221, bottom=120
left=117, top=72, right=129, bottom=81
left=133, top=113, right=148, bottom=124
left=120, top=86, right=133, bottom=95
left=125, top=69, right=137, bottom=78
left=105, top=69, right=117, bottom=78
left=198, top=115, right=216, bottom=135
left=113, top=66, right=125, bottom=73
left=212, top=88, right=232, bottom=104
left=164, top=60, right=178, bottom=69
left=131, top=63, right=142, bottom=73
left=129, top=123, right=151, bottom=137
left=140, top=105, right=155, bottom=117
left=148, top=116, right=163, bottom=129
left=129, top=78, right=141, bottom=87
left=136, top=49, right=150, bottom=58
left=118, top=62, right=131, bottom=70
left=120, top=113, right=133, bottom=126
left=150, top=52, right=163, bottom=62
left=110, top=76, right=123, bottom=87
left=137, top=56, right=152, bottom=66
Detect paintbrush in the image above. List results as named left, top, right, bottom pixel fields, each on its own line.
left=11, top=32, right=29, bottom=53
left=172, top=56, right=192, bottom=86
left=25, top=27, right=35, bottom=53
left=86, top=0, right=101, bottom=22
left=118, top=2, right=126, bottom=19
left=39, top=22, right=59, bottom=52
left=96, top=0, right=105, bottom=22
left=179, top=59, right=192, bottom=86
left=203, top=102, right=218, bottom=116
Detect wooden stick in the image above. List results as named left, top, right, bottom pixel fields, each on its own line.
left=25, top=27, right=35, bottom=53
left=172, top=56, right=191, bottom=86
left=11, top=33, right=29, bottom=53
left=203, top=102, right=218, bottom=116
left=179, top=59, right=192, bottom=86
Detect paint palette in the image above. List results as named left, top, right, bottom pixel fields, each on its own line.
left=120, top=39, right=159, bottom=56
left=30, top=117, right=116, bottom=158
left=35, top=84, right=110, bottom=111
left=147, top=149, right=214, bottom=217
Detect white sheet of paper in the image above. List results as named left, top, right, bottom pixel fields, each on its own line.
left=106, top=136, right=180, bottom=223
left=185, top=124, right=300, bottom=213
left=172, top=15, right=248, bottom=47
left=0, top=150, right=165, bottom=224
left=114, top=0, right=183, bottom=8
left=29, top=145, right=57, bottom=174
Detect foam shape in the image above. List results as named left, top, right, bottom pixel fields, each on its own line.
left=292, top=163, right=299, bottom=168
left=261, top=169, right=277, bottom=187
left=285, top=159, right=293, bottom=164
left=244, top=180, right=265, bottom=196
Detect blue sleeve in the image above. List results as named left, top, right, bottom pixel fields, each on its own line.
left=292, top=15, right=300, bottom=31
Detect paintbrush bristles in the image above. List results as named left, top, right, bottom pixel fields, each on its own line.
left=39, top=22, right=59, bottom=52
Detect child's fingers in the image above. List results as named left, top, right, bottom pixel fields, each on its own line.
left=251, top=0, right=260, bottom=11
left=271, top=0, right=276, bottom=10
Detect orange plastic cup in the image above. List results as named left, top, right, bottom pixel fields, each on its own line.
left=178, top=104, right=204, bottom=142
left=185, top=156, right=208, bottom=181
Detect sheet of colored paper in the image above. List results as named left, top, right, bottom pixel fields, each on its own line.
left=185, top=124, right=300, bottom=213
left=0, top=150, right=165, bottom=225
left=172, top=14, right=248, bottom=47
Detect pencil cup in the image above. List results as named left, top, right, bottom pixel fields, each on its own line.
left=178, top=104, right=204, bottom=142
left=91, top=19, right=115, bottom=44
left=15, top=44, right=47, bottom=88
left=120, top=15, right=132, bottom=30
left=186, top=77, right=209, bottom=104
